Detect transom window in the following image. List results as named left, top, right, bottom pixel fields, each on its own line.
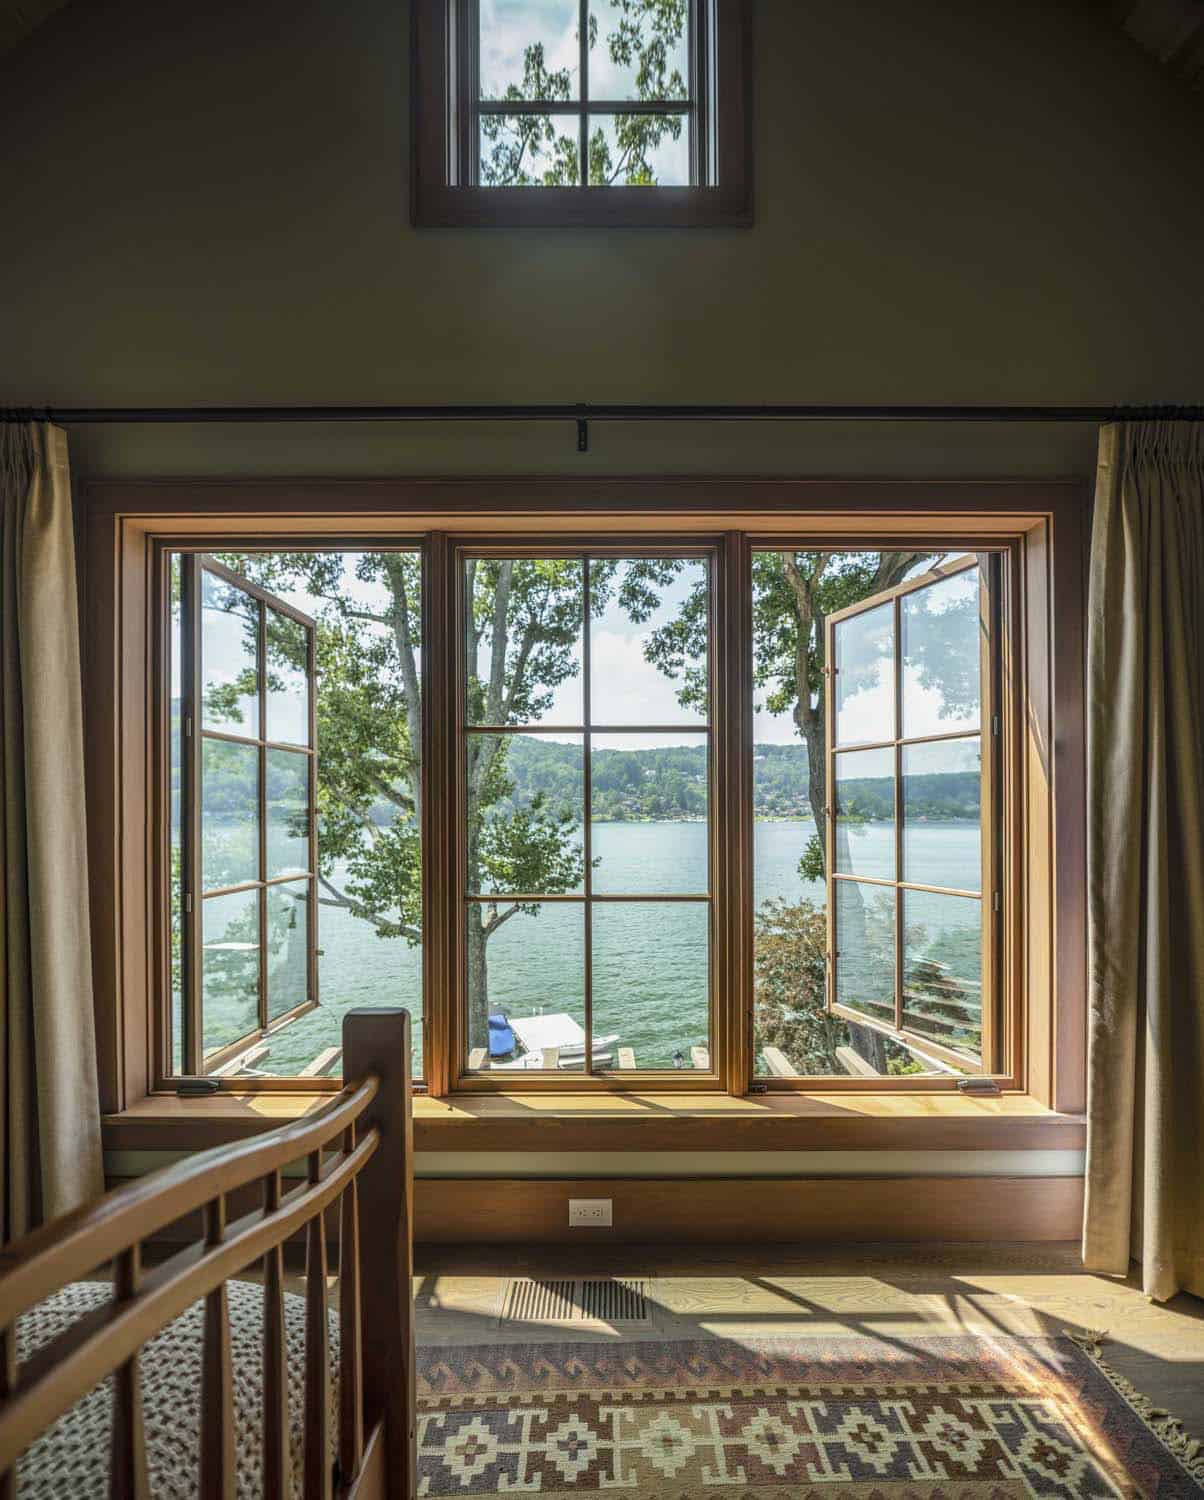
left=412, top=0, right=752, bottom=225
left=157, top=531, right=1019, bottom=1095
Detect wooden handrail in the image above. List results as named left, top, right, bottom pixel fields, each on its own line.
left=0, top=1132, right=378, bottom=1471
left=0, top=1077, right=377, bottom=1327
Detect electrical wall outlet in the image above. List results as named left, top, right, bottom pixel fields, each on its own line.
left=568, top=1198, right=613, bottom=1227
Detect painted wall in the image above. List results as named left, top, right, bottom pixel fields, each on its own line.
left=2, top=0, right=1202, bottom=479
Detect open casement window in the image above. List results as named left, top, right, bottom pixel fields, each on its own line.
left=412, top=0, right=752, bottom=226
left=177, top=556, right=319, bottom=1077
left=825, top=555, right=1001, bottom=1077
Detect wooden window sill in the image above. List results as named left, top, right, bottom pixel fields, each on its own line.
left=103, top=1091, right=1085, bottom=1154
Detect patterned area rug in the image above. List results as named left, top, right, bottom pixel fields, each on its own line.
left=415, top=1335, right=1203, bottom=1497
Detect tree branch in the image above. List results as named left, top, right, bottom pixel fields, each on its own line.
left=317, top=874, right=421, bottom=943
left=483, top=902, right=522, bottom=938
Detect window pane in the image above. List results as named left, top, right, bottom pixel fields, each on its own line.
left=467, top=733, right=584, bottom=895
left=901, top=565, right=981, bottom=738
left=588, top=0, right=689, bottom=102
left=202, top=887, right=260, bottom=1063
left=201, top=568, right=259, bottom=737
left=590, top=557, right=708, bottom=725
left=466, top=902, right=585, bottom=1072
left=479, top=0, right=580, bottom=100
left=201, top=737, right=259, bottom=891
left=265, top=608, right=310, bottom=746
left=902, top=889, right=983, bottom=1065
left=834, top=879, right=895, bottom=1031
left=591, top=734, right=708, bottom=894
left=480, top=114, right=582, bottom=186
left=903, top=737, right=981, bottom=890
left=466, top=558, right=585, bottom=725
left=833, top=746, right=894, bottom=881
left=588, top=114, right=689, bottom=185
left=833, top=600, right=894, bottom=746
left=266, top=748, right=310, bottom=880
left=266, top=880, right=310, bottom=1022
left=593, top=902, right=709, bottom=1070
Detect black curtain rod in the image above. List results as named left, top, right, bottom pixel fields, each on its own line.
left=3, top=402, right=1203, bottom=424
left=3, top=403, right=1202, bottom=454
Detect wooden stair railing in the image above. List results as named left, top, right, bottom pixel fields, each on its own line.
left=0, top=1007, right=415, bottom=1500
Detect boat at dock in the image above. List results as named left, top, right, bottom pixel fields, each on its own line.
left=487, top=1011, right=619, bottom=1070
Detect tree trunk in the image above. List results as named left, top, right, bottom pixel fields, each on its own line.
left=465, top=906, right=490, bottom=1055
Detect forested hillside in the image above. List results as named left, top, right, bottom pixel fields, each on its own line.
left=501, top=739, right=980, bottom=823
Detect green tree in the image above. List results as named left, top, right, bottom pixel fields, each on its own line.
left=213, top=553, right=680, bottom=1048
left=482, top=0, right=688, bottom=186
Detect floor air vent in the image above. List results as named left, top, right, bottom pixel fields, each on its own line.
left=500, top=1278, right=650, bottom=1325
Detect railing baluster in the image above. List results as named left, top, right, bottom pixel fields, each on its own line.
left=1, top=1324, right=16, bottom=1500
left=303, top=1150, right=331, bottom=1500
left=200, top=1199, right=236, bottom=1497
left=262, top=1169, right=292, bottom=1500
left=109, top=1247, right=150, bottom=1500
left=338, top=1124, right=364, bottom=1485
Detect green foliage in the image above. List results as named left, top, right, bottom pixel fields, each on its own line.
left=481, top=0, right=688, bottom=187
left=753, top=897, right=847, bottom=1074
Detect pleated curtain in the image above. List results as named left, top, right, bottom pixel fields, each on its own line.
left=1083, top=420, right=1204, bottom=1302
left=0, top=420, right=103, bottom=1243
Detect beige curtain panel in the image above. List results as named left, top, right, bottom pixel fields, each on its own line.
left=1083, top=420, right=1204, bottom=1302
left=1, top=421, right=103, bottom=1244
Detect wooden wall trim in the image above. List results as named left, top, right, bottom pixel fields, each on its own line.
left=103, top=1173, right=1083, bottom=1248
left=412, top=1176, right=1085, bottom=1244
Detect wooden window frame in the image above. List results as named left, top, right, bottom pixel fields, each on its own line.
left=82, top=481, right=1086, bottom=1120
left=176, top=554, right=322, bottom=1076
left=822, top=552, right=1008, bottom=1079
left=412, top=0, right=753, bottom=227
left=449, top=537, right=728, bottom=1092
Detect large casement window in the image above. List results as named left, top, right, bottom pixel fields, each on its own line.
left=134, top=513, right=1080, bottom=1104
left=412, top=0, right=752, bottom=226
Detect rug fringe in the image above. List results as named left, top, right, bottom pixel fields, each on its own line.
left=1066, top=1328, right=1204, bottom=1481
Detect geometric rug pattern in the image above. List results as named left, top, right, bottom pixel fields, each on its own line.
left=416, top=1336, right=1204, bottom=1497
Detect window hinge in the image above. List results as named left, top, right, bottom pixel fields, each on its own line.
left=993, top=890, right=1001, bottom=912
left=185, top=892, right=193, bottom=914
left=748, top=1081, right=769, bottom=1095
left=185, top=715, right=193, bottom=738
left=957, top=1077, right=1002, bottom=1096
left=992, top=714, right=1000, bottom=736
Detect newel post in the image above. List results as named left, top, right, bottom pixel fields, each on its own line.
left=341, top=1008, right=416, bottom=1498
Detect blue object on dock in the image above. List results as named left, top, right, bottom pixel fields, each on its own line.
left=488, top=1012, right=516, bottom=1058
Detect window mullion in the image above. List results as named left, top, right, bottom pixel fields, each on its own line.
left=582, top=557, right=593, bottom=1073
left=893, top=594, right=904, bottom=1032
left=307, top=613, right=320, bottom=1019
left=257, top=599, right=268, bottom=1036
left=182, top=553, right=202, bottom=1077
left=579, top=0, right=589, bottom=185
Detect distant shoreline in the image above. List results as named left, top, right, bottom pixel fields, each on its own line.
left=590, top=815, right=982, bottom=827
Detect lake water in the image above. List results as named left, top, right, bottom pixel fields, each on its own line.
left=247, top=818, right=982, bottom=1076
